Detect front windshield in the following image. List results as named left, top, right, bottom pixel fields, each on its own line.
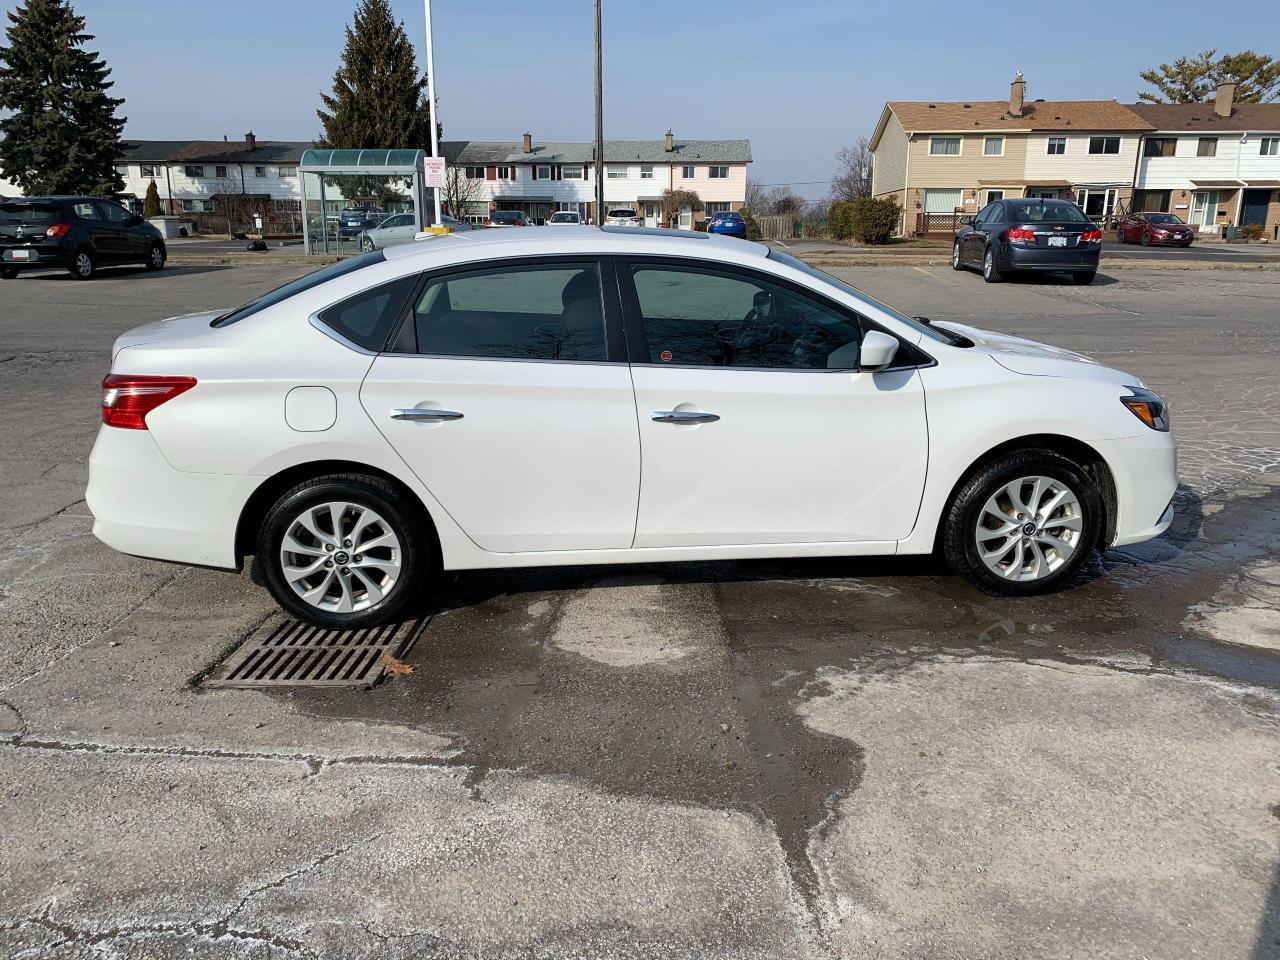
left=767, top=249, right=959, bottom=345
left=213, top=250, right=386, bottom=326
left=1145, top=213, right=1184, bottom=224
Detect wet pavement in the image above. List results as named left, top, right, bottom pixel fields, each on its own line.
left=2, top=263, right=1279, bottom=958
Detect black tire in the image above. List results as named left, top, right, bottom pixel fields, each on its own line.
left=257, top=473, right=431, bottom=629
left=1141, top=232, right=1151, bottom=246
left=69, top=249, right=95, bottom=280
left=1072, top=271, right=1096, bottom=285
left=941, top=449, right=1103, bottom=597
left=982, top=246, right=1003, bottom=283
left=0, top=266, right=16, bottom=280
left=951, top=241, right=964, bottom=271
left=144, top=242, right=165, bottom=271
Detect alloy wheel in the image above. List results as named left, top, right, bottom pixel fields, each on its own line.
left=952, top=243, right=961, bottom=268
left=279, top=500, right=403, bottom=614
left=974, top=475, right=1083, bottom=582
left=75, top=253, right=93, bottom=278
left=149, top=245, right=164, bottom=268
left=983, top=250, right=993, bottom=279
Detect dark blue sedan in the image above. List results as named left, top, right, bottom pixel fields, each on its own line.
left=952, top=198, right=1101, bottom=285
left=706, top=210, right=747, bottom=238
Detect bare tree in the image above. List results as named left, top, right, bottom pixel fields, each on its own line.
left=831, top=137, right=873, bottom=200
left=744, top=178, right=767, bottom=212
left=763, top=186, right=805, bottom=216
left=441, top=166, right=484, bottom=221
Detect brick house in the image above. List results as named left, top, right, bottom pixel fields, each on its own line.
left=870, top=73, right=1153, bottom=236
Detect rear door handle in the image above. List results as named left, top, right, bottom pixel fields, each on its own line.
left=652, top=410, right=720, bottom=424
left=390, top=408, right=464, bottom=422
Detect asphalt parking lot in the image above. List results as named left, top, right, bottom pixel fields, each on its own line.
left=2, top=260, right=1279, bottom=959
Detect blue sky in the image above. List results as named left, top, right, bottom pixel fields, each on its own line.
left=7, top=0, right=1278, bottom=197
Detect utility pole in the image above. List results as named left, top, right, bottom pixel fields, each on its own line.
left=424, top=0, right=443, bottom=227
left=593, top=0, right=604, bottom=225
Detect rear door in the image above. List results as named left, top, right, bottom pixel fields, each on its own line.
left=359, top=256, right=641, bottom=553
left=618, top=257, right=928, bottom=547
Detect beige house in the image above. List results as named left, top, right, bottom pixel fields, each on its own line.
left=870, top=73, right=1153, bottom=235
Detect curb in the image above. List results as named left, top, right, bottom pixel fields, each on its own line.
left=167, top=254, right=342, bottom=267
left=800, top=257, right=1280, bottom=271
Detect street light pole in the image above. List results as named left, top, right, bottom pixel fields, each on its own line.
left=424, top=0, right=443, bottom=227
left=593, top=0, right=604, bottom=225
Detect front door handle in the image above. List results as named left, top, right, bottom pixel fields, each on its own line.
left=652, top=410, right=720, bottom=424
left=390, top=408, right=464, bottom=422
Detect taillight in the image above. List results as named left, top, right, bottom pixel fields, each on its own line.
left=484, top=219, right=492, bottom=226
left=46, top=222, right=71, bottom=238
left=1006, top=227, right=1036, bottom=244
left=1080, top=229, right=1102, bottom=242
left=101, top=375, right=196, bottom=430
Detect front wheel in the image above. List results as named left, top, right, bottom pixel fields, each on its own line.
left=951, top=241, right=964, bottom=271
left=942, top=450, right=1103, bottom=596
left=1141, top=232, right=1151, bottom=247
left=145, top=242, right=165, bottom=271
left=257, top=474, right=430, bottom=628
left=360, top=235, right=375, bottom=252
left=69, top=249, right=95, bottom=280
left=982, top=247, right=1003, bottom=283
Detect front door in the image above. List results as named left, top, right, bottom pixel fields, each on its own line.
left=643, top=202, right=659, bottom=228
left=360, top=258, right=640, bottom=553
left=618, top=258, right=928, bottom=547
left=73, top=200, right=122, bottom=261
left=1191, top=190, right=1220, bottom=232
left=1075, top=189, right=1117, bottom=225
left=1242, top=190, right=1270, bottom=228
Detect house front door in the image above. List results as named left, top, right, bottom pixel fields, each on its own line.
left=643, top=202, right=659, bottom=228
left=1241, top=190, right=1270, bottom=228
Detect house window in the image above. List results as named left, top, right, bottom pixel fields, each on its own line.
left=1261, top=138, right=1280, bottom=156
left=984, top=190, right=1004, bottom=204
left=214, top=165, right=229, bottom=179
left=704, top=202, right=732, bottom=215
left=113, top=164, right=129, bottom=176
left=184, top=165, right=205, bottom=178
left=562, top=164, right=584, bottom=180
left=180, top=199, right=212, bottom=213
left=983, top=136, right=1004, bottom=156
left=279, top=166, right=297, bottom=178
left=1142, top=138, right=1177, bottom=158
left=254, top=165, right=267, bottom=178
left=1197, top=137, right=1218, bottom=157
left=929, top=137, right=961, bottom=156
left=708, top=165, right=729, bottom=178
left=681, top=164, right=694, bottom=178
left=1088, top=136, right=1120, bottom=155
left=533, top=165, right=552, bottom=180
left=464, top=166, right=485, bottom=179
left=140, top=164, right=161, bottom=177
left=640, top=165, right=654, bottom=179
left=607, top=165, right=627, bottom=179
left=923, top=189, right=963, bottom=213
left=1046, top=137, right=1066, bottom=155
left=496, top=166, right=515, bottom=179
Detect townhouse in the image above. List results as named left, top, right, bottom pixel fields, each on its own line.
left=1129, top=86, right=1280, bottom=238
left=870, top=73, right=1152, bottom=236
left=442, top=131, right=751, bottom=226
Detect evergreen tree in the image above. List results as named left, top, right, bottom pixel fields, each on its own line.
left=1139, top=48, right=1280, bottom=104
left=0, top=0, right=126, bottom=196
left=317, top=0, right=436, bottom=149
left=143, top=179, right=161, bottom=219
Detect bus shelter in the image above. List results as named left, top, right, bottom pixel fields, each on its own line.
left=299, top=149, right=427, bottom=255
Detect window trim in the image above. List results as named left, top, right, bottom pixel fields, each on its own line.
left=1260, top=137, right=1280, bottom=156
left=1046, top=136, right=1067, bottom=156
left=707, top=164, right=730, bottom=178
left=982, top=136, right=1004, bottom=157
left=1196, top=136, right=1218, bottom=157
left=929, top=136, right=962, bottom=157
left=681, top=164, right=695, bottom=178
left=614, top=254, right=931, bottom=373
left=381, top=254, right=628, bottom=365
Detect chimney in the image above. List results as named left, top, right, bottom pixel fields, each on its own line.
left=664, top=128, right=674, bottom=152
left=1008, top=71, right=1026, bottom=117
left=245, top=131, right=256, bottom=151
left=522, top=131, right=533, bottom=153
left=1214, top=81, right=1236, bottom=118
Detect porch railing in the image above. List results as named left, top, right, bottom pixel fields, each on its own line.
left=914, top=211, right=965, bottom=237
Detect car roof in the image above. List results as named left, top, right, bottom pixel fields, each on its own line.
left=383, top=225, right=769, bottom=263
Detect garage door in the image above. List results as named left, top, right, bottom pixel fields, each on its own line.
left=924, top=189, right=963, bottom=214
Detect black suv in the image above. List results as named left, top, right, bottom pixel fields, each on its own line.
left=0, top=196, right=167, bottom=280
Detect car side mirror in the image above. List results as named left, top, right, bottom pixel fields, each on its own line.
left=859, top=330, right=900, bottom=371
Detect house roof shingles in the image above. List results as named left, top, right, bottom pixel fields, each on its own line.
left=1127, top=102, right=1280, bottom=132
left=118, top=140, right=312, bottom=164
left=442, top=138, right=751, bottom=165
left=887, top=99, right=1153, bottom=133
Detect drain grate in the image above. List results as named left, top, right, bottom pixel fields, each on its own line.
left=203, top=617, right=425, bottom=688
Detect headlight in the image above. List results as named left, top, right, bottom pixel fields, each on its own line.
left=1120, top=386, right=1169, bottom=431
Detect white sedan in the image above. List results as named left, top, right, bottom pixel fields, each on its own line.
left=88, top=228, right=1177, bottom=628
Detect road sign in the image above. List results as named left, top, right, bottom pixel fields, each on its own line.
left=424, top=156, right=446, bottom=188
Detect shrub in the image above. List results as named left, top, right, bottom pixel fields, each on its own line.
left=741, top=208, right=762, bottom=241
left=1240, top=223, right=1263, bottom=242
left=826, top=200, right=852, bottom=240
left=847, top=197, right=900, bottom=244
left=143, top=179, right=161, bottom=219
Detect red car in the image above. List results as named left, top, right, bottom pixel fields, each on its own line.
left=1116, top=212, right=1195, bottom=247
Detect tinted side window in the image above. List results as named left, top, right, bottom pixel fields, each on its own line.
left=72, top=201, right=101, bottom=220
left=97, top=201, right=131, bottom=224
left=316, top=275, right=417, bottom=351
left=974, top=203, right=998, bottom=225
left=411, top=262, right=606, bottom=361
left=629, top=264, right=861, bottom=370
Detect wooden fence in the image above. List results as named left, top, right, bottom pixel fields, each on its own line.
left=754, top=214, right=799, bottom=240
left=914, top=212, right=966, bottom=238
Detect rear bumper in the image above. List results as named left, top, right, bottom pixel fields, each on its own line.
left=1, top=242, right=72, bottom=269
left=1094, top=432, right=1178, bottom=547
left=1002, top=244, right=1100, bottom=271
left=86, top=426, right=256, bottom=569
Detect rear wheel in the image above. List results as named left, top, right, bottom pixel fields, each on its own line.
left=1072, top=271, right=1096, bottom=285
left=942, top=450, right=1102, bottom=596
left=0, top=266, right=16, bottom=280
left=257, top=474, right=430, bottom=629
left=982, top=246, right=1003, bottom=283
left=69, top=249, right=95, bottom=280
left=145, top=242, right=165, bottom=271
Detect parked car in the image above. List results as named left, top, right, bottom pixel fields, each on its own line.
left=706, top=210, right=747, bottom=238
left=605, top=208, right=642, bottom=227
left=0, top=196, right=166, bottom=280
left=547, top=211, right=582, bottom=225
left=485, top=210, right=532, bottom=228
left=952, top=198, right=1102, bottom=284
left=359, top=213, right=417, bottom=251
left=339, top=207, right=387, bottom=237
left=88, top=229, right=1176, bottom=628
left=1116, top=212, right=1194, bottom=247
